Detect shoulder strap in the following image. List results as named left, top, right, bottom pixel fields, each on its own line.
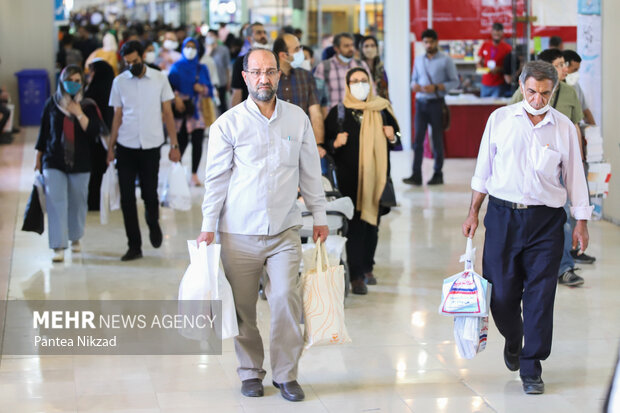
left=323, top=58, right=331, bottom=82
left=421, top=56, right=442, bottom=99
left=552, top=84, right=561, bottom=109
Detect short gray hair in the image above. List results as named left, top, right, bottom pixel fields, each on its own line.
left=519, top=61, right=558, bottom=88
left=242, top=48, right=280, bottom=72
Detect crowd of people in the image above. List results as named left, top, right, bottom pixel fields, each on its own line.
left=29, top=12, right=604, bottom=400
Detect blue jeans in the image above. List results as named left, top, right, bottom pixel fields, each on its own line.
left=43, top=168, right=90, bottom=249
left=412, top=99, right=444, bottom=176
left=480, top=84, right=505, bottom=98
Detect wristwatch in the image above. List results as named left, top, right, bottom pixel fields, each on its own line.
left=77, top=113, right=85, bottom=121
left=171, top=144, right=179, bottom=149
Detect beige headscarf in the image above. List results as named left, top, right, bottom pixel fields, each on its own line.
left=342, top=68, right=399, bottom=226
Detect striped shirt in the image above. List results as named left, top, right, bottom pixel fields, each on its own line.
left=276, top=68, right=319, bottom=116
left=314, top=56, right=372, bottom=108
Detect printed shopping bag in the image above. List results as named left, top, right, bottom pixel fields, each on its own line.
left=301, top=239, right=351, bottom=350
left=178, top=241, right=239, bottom=340
left=439, top=238, right=491, bottom=317
left=100, top=163, right=120, bottom=224
left=161, top=162, right=191, bottom=211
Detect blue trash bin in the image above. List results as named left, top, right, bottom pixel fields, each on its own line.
left=15, top=69, right=50, bottom=126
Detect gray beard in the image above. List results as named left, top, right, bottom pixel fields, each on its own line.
left=250, top=87, right=276, bottom=102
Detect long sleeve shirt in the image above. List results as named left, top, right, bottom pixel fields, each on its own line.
left=410, top=52, right=459, bottom=100
left=471, top=103, right=593, bottom=220
left=201, top=97, right=328, bottom=235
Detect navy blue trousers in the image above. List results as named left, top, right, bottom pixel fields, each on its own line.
left=482, top=201, right=566, bottom=377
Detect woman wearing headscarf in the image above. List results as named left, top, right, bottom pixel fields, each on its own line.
left=168, top=37, right=214, bottom=186
left=84, top=59, right=115, bottom=210
left=359, top=36, right=389, bottom=100
left=86, top=32, right=119, bottom=76
left=324, top=67, right=400, bottom=295
left=35, top=65, right=101, bottom=263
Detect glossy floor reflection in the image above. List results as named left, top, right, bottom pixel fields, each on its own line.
left=1, top=127, right=619, bottom=412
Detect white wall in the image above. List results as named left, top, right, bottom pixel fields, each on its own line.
left=0, top=0, right=55, bottom=125
left=602, top=0, right=620, bottom=223
left=384, top=0, right=411, bottom=151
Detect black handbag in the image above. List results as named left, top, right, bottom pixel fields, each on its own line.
left=22, top=185, right=44, bottom=234
left=380, top=177, right=397, bottom=208
left=172, top=99, right=195, bottom=119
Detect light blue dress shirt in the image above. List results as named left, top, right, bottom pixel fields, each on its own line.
left=201, top=97, right=328, bottom=235
left=410, top=51, right=460, bottom=100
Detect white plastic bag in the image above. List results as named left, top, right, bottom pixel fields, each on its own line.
left=301, top=235, right=347, bottom=274
left=301, top=239, right=351, bottom=350
left=439, top=238, right=491, bottom=317
left=454, top=316, right=489, bottom=359
left=162, top=162, right=191, bottom=211
left=99, top=163, right=120, bottom=224
left=178, top=241, right=239, bottom=340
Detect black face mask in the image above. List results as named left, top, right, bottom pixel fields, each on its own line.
left=129, top=62, right=144, bottom=77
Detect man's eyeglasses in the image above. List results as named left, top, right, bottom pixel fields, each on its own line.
left=245, top=70, right=279, bottom=77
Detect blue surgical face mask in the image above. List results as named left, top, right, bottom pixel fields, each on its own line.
left=62, top=80, right=81, bottom=96
left=339, top=54, right=353, bottom=64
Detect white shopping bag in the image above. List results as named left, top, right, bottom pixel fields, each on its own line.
left=439, top=238, right=492, bottom=317
left=99, top=163, right=120, bottom=224
left=178, top=241, right=239, bottom=340
left=454, top=316, right=489, bottom=359
left=161, top=162, right=191, bottom=211
left=301, top=239, right=351, bottom=350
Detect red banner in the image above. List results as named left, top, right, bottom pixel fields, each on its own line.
left=409, top=0, right=576, bottom=41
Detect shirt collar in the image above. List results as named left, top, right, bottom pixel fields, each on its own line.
left=245, top=96, right=281, bottom=122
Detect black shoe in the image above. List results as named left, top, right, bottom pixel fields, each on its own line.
left=504, top=340, right=521, bottom=372
left=402, top=174, right=422, bottom=186
left=521, top=375, right=544, bottom=395
left=351, top=279, right=368, bottom=295
left=570, top=249, right=596, bottom=264
left=427, top=172, right=444, bottom=185
left=558, top=269, right=584, bottom=286
left=149, top=223, right=163, bottom=248
left=241, top=379, right=264, bottom=397
left=273, top=380, right=305, bottom=402
left=121, top=249, right=143, bottom=261
left=364, top=272, right=377, bottom=285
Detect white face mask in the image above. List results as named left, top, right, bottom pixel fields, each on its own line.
left=163, top=40, right=179, bottom=51
left=144, top=51, right=156, bottom=64
left=521, top=85, right=555, bottom=116
left=183, top=47, right=197, bottom=60
left=252, top=41, right=270, bottom=50
left=350, top=82, right=370, bottom=101
left=289, top=50, right=305, bottom=68
left=566, top=71, right=579, bottom=86
left=206, top=36, right=216, bottom=45
left=300, top=59, right=312, bottom=71
left=339, top=54, right=353, bottom=64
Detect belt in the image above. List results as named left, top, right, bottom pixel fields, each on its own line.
left=489, top=196, right=544, bottom=210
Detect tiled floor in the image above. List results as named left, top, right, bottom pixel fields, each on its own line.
left=1, top=127, right=618, bottom=412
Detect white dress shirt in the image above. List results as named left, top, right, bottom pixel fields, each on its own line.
left=201, top=97, right=328, bottom=235
left=471, top=103, right=593, bottom=220
left=109, top=66, right=175, bottom=149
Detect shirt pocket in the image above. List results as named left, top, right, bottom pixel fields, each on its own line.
left=278, top=135, right=302, bottom=167
left=534, top=145, right=562, bottom=178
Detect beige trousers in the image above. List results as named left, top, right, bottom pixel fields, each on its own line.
left=218, top=227, right=303, bottom=383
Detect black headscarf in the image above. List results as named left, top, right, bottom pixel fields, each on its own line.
left=84, top=59, right=115, bottom=129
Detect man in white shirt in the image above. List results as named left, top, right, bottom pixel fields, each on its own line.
left=196, top=48, right=328, bottom=402
left=462, top=61, right=592, bottom=395
left=107, top=41, right=181, bottom=261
